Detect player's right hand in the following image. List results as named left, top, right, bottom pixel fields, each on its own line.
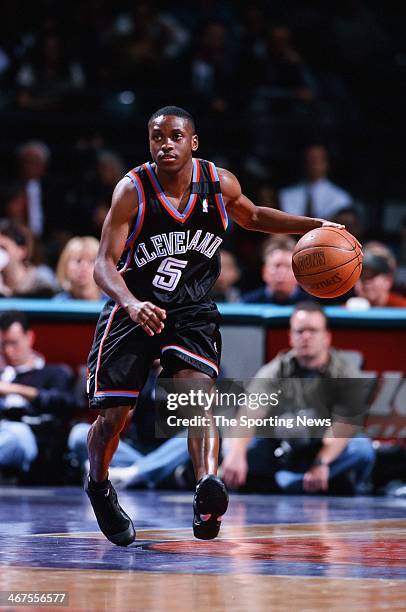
left=127, top=301, right=166, bottom=336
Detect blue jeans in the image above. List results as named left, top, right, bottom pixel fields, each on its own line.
left=0, top=420, right=38, bottom=472
left=68, top=423, right=189, bottom=487
left=248, top=436, right=375, bottom=494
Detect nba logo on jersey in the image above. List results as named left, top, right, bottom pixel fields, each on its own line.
left=202, top=198, right=208, bottom=213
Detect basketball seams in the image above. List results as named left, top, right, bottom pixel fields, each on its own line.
left=293, top=227, right=363, bottom=298
left=293, top=253, right=360, bottom=278
left=308, top=226, right=356, bottom=249
left=293, top=243, right=356, bottom=254
left=301, top=261, right=362, bottom=298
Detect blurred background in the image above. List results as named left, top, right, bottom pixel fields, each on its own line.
left=0, top=0, right=404, bottom=492
left=0, top=0, right=405, bottom=294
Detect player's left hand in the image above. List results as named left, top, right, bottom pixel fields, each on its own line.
left=314, top=219, right=345, bottom=229
left=303, top=464, right=330, bottom=493
left=314, top=219, right=364, bottom=253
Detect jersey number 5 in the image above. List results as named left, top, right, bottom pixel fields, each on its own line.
left=152, top=257, right=188, bottom=292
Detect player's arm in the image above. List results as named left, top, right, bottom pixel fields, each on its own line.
left=218, top=168, right=343, bottom=234
left=94, top=178, right=166, bottom=336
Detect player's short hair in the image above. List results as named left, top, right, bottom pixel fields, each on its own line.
left=291, top=301, right=328, bottom=326
left=0, top=310, right=30, bottom=332
left=262, top=235, right=296, bottom=262
left=148, top=106, right=196, bottom=132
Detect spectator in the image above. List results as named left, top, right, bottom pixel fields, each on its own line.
left=242, top=236, right=310, bottom=304
left=210, top=250, right=241, bottom=303
left=221, top=302, right=375, bottom=494
left=15, top=32, right=85, bottom=109
left=278, top=144, right=353, bottom=219
left=1, top=184, right=28, bottom=228
left=0, top=311, right=75, bottom=476
left=363, top=241, right=397, bottom=269
left=109, top=2, right=188, bottom=92
left=54, top=236, right=104, bottom=301
left=68, top=365, right=189, bottom=489
left=348, top=252, right=406, bottom=308
left=68, top=422, right=189, bottom=490
left=16, top=141, right=58, bottom=238
left=185, top=21, right=234, bottom=113
left=331, top=206, right=364, bottom=242
left=0, top=219, right=58, bottom=297
left=66, top=150, right=125, bottom=237
left=394, top=215, right=406, bottom=291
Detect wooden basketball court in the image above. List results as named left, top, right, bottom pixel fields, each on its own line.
left=0, top=487, right=405, bottom=610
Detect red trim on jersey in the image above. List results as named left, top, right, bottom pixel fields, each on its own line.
left=208, top=162, right=228, bottom=230
left=161, top=343, right=219, bottom=375
left=120, top=171, right=146, bottom=274
left=143, top=160, right=200, bottom=224
left=94, top=304, right=120, bottom=392
left=94, top=390, right=140, bottom=396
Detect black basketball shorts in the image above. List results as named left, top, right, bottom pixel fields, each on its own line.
left=87, top=299, right=222, bottom=409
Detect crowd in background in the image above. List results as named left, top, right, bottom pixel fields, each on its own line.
left=0, top=1, right=405, bottom=491
left=0, top=0, right=405, bottom=298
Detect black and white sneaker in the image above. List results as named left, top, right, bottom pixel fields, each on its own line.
left=85, top=476, right=136, bottom=546
left=193, top=474, right=229, bottom=540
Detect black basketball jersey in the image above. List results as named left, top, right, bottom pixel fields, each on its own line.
left=117, top=158, right=228, bottom=309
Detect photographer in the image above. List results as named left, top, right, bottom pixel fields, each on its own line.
left=221, top=302, right=375, bottom=494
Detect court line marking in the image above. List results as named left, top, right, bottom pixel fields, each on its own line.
left=26, top=518, right=406, bottom=541
left=1, top=565, right=405, bottom=584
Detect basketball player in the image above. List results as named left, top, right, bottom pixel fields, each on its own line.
left=85, top=106, right=343, bottom=546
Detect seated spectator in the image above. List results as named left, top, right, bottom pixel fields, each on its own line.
left=210, top=250, right=241, bottom=303
left=54, top=236, right=104, bottom=301
left=68, top=365, right=189, bottom=489
left=0, top=219, right=58, bottom=297
left=242, top=236, right=310, bottom=304
left=347, top=252, right=406, bottom=308
left=394, top=215, right=406, bottom=291
left=1, top=184, right=28, bottom=228
left=15, top=33, right=86, bottom=111
left=68, top=422, right=189, bottom=489
left=68, top=150, right=125, bottom=237
left=331, top=206, right=364, bottom=242
left=221, top=302, right=375, bottom=495
left=0, top=311, right=75, bottom=477
left=278, top=145, right=353, bottom=220
left=15, top=141, right=57, bottom=237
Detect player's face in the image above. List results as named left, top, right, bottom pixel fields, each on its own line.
left=149, top=115, right=198, bottom=172
left=0, top=322, right=34, bottom=367
left=289, top=311, right=331, bottom=362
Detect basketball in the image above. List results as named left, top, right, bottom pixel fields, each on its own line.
left=292, top=227, right=363, bottom=298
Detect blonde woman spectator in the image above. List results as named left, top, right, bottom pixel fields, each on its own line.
left=54, top=236, right=103, bottom=301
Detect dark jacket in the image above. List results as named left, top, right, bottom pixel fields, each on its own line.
left=0, top=357, right=75, bottom=419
